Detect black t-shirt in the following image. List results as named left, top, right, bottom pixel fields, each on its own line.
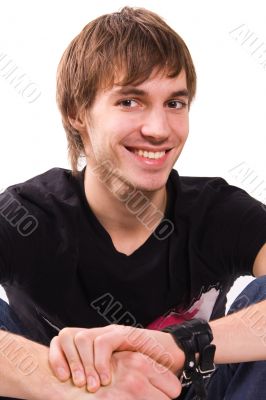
left=0, top=167, right=265, bottom=345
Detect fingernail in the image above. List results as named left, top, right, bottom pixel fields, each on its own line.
left=73, top=370, right=85, bottom=385
left=100, top=373, right=110, bottom=385
left=57, top=367, right=68, bottom=380
left=87, top=375, right=98, bottom=390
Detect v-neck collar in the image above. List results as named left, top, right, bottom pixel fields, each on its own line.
left=75, top=166, right=176, bottom=261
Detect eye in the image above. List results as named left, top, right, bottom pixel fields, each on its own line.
left=118, top=99, right=138, bottom=108
left=167, top=100, right=187, bottom=109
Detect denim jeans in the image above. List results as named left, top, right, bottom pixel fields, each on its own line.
left=1, top=277, right=266, bottom=399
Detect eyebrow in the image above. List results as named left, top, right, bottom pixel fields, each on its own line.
left=112, top=86, right=189, bottom=98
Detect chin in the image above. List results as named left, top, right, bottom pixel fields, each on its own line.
left=130, top=175, right=168, bottom=193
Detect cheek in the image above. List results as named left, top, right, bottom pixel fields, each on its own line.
left=182, top=118, right=189, bottom=140
left=109, top=116, right=139, bottom=142
left=172, top=115, right=189, bottom=140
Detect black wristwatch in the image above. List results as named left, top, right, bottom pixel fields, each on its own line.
left=162, top=318, right=216, bottom=399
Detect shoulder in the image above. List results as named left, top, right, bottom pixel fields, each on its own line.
left=0, top=168, right=84, bottom=281
left=0, top=167, right=84, bottom=232
left=5, top=167, right=75, bottom=197
left=3, top=167, right=82, bottom=207
left=169, top=169, right=236, bottom=205
left=168, top=168, right=265, bottom=220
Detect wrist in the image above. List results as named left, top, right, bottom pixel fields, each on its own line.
left=129, top=328, right=185, bottom=373
left=14, top=340, right=74, bottom=400
left=22, top=342, right=65, bottom=400
left=161, top=319, right=216, bottom=398
left=162, top=332, right=186, bottom=374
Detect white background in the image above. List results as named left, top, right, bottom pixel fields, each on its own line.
left=0, top=0, right=265, bottom=305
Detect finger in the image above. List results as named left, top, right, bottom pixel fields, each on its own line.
left=59, top=330, right=86, bottom=387
left=94, top=331, right=129, bottom=385
left=73, top=331, right=101, bottom=392
left=49, top=336, right=71, bottom=381
left=148, top=359, right=182, bottom=399
left=148, top=386, right=174, bottom=400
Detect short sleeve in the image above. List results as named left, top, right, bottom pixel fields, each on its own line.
left=194, top=179, right=266, bottom=278
left=0, top=211, right=13, bottom=283
left=0, top=187, right=55, bottom=286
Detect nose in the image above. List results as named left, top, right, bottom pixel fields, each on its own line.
left=140, top=109, right=171, bottom=142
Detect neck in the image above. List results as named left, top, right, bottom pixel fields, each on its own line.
left=83, top=165, right=167, bottom=235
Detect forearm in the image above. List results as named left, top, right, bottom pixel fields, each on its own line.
left=210, top=299, right=266, bottom=364
left=0, top=329, right=88, bottom=400
left=158, top=300, right=266, bottom=369
left=132, top=300, right=266, bottom=371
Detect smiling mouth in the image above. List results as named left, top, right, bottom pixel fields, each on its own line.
left=125, top=147, right=171, bottom=160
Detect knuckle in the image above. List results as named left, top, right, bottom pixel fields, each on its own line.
left=171, top=375, right=182, bottom=396
left=130, top=352, right=149, bottom=371
left=50, top=358, right=62, bottom=370
left=161, top=372, right=181, bottom=398
left=112, top=324, right=127, bottom=335
left=173, top=385, right=182, bottom=398
left=50, top=335, right=59, bottom=346
left=84, top=365, right=96, bottom=376
left=170, top=383, right=182, bottom=398
left=94, top=335, right=105, bottom=347
left=58, top=327, right=71, bottom=337
left=68, top=359, right=82, bottom=371
left=112, top=324, right=122, bottom=333
left=94, top=359, right=106, bottom=372
left=74, top=330, right=91, bottom=345
left=94, top=357, right=107, bottom=371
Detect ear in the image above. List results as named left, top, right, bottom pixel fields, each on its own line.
left=68, top=108, right=87, bottom=135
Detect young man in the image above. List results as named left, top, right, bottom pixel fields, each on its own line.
left=0, top=6, right=266, bottom=400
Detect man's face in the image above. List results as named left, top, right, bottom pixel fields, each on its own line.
left=82, top=69, right=189, bottom=192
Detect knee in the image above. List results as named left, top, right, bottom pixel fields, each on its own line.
left=228, top=275, right=266, bottom=314
left=0, top=298, right=10, bottom=315
left=0, top=298, right=9, bottom=308
left=0, top=298, right=12, bottom=330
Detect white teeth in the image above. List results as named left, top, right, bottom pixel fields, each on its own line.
left=133, top=149, right=166, bottom=159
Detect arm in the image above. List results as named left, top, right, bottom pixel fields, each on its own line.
left=49, top=243, right=266, bottom=384
left=0, top=328, right=78, bottom=400
left=211, top=241, right=266, bottom=364
left=210, top=299, right=266, bottom=364
left=50, top=300, right=266, bottom=387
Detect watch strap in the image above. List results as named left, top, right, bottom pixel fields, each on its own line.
left=162, top=318, right=216, bottom=399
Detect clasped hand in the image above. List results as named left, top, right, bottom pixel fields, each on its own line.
left=49, top=324, right=183, bottom=399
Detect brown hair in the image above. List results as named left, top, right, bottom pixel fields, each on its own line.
left=56, top=6, right=197, bottom=175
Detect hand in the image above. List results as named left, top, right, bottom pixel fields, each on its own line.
left=89, top=351, right=182, bottom=400
left=49, top=325, right=185, bottom=392
left=59, top=350, right=181, bottom=400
